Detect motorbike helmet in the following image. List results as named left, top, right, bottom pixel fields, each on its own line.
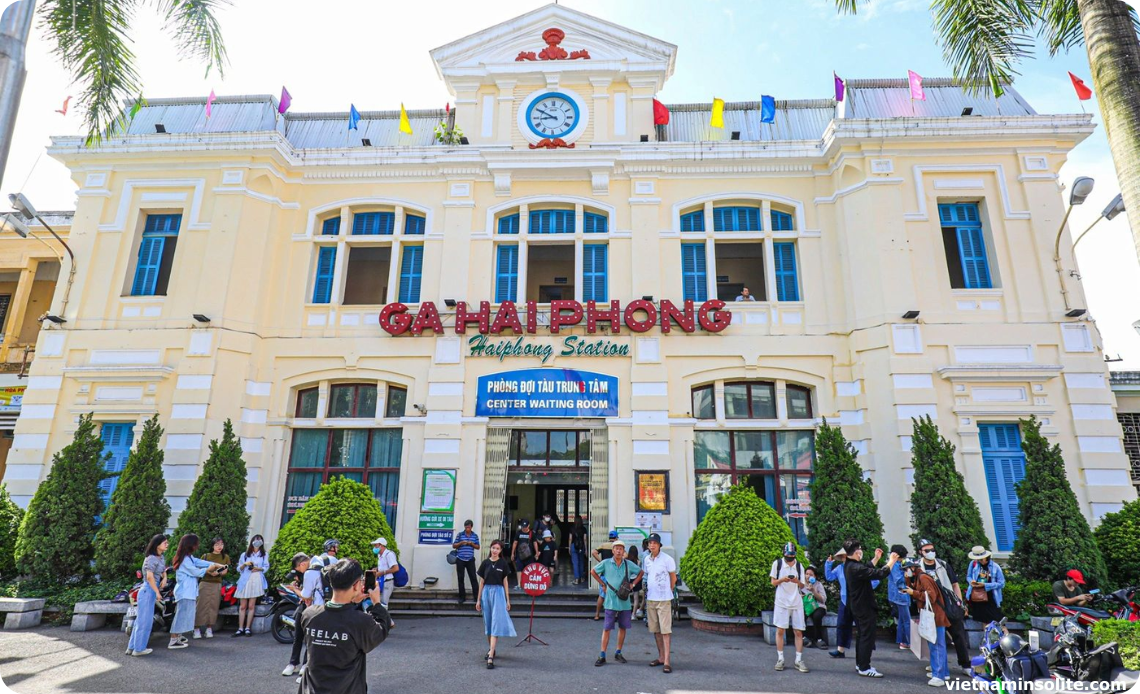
left=323, top=538, right=340, bottom=553
left=999, top=633, right=1026, bottom=658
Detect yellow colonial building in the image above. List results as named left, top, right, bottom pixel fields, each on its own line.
left=4, top=5, right=1135, bottom=584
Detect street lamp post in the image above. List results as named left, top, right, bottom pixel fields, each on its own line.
left=1053, top=177, right=1096, bottom=313
left=6, top=193, right=76, bottom=320
left=1072, top=194, right=1127, bottom=251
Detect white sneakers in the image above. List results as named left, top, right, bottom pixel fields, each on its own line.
left=281, top=664, right=296, bottom=677
left=129, top=649, right=152, bottom=657
left=928, top=677, right=947, bottom=687
left=857, top=667, right=884, bottom=678
left=205, top=627, right=214, bottom=639
left=192, top=629, right=202, bottom=639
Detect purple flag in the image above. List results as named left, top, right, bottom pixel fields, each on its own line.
left=206, top=89, right=216, bottom=119
left=278, top=86, right=292, bottom=115
left=908, top=70, right=925, bottom=101
left=834, top=72, right=845, bottom=102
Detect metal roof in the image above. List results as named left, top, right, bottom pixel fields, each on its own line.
left=285, top=109, right=445, bottom=149
left=844, top=78, right=1035, bottom=118
left=662, top=99, right=835, bottom=142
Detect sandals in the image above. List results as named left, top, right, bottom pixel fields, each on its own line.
left=486, top=655, right=495, bottom=669
left=649, top=660, right=663, bottom=667
left=663, top=665, right=673, bottom=673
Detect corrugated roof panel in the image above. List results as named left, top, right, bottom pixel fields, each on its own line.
left=284, top=110, right=446, bottom=149
left=662, top=100, right=834, bottom=142
left=846, top=79, right=1035, bottom=118
left=125, top=96, right=278, bottom=136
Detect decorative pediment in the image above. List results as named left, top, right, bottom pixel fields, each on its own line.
left=430, top=3, right=676, bottom=90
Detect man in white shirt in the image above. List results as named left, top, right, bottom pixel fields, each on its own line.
left=641, top=533, right=677, bottom=673
left=770, top=541, right=808, bottom=673
left=372, top=537, right=399, bottom=629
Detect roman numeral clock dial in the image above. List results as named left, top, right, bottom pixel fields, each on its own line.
left=526, top=94, right=577, bottom=140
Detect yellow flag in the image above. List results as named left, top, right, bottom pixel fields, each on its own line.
left=399, top=103, right=413, bottom=135
left=710, top=98, right=725, bottom=129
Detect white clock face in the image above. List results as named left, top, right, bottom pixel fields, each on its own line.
left=527, top=94, right=578, bottom=139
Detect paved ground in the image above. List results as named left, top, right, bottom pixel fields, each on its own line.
left=0, top=617, right=949, bottom=694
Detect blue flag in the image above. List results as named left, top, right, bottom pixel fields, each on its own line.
left=348, top=104, right=361, bottom=131
left=760, top=95, right=776, bottom=124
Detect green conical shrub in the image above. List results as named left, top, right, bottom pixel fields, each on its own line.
left=269, top=476, right=397, bottom=584
left=804, top=420, right=885, bottom=566
left=170, top=420, right=249, bottom=566
left=0, top=484, right=24, bottom=579
left=1094, top=499, right=1140, bottom=588
left=15, top=413, right=107, bottom=583
left=909, top=416, right=989, bottom=575
left=94, top=416, right=171, bottom=579
left=1010, top=416, right=1106, bottom=584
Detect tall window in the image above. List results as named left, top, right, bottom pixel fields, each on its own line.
left=131, top=214, right=182, bottom=296
left=773, top=242, right=800, bottom=302
left=99, top=422, right=134, bottom=513
left=940, top=203, right=993, bottom=289
left=312, top=247, right=337, bottom=304
left=398, top=245, right=423, bottom=303
left=582, top=244, right=608, bottom=303
left=979, top=423, right=1025, bottom=551
left=495, top=245, right=519, bottom=303
left=692, top=385, right=714, bottom=419
left=681, top=243, right=707, bottom=302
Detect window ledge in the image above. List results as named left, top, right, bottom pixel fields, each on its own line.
left=951, top=289, right=1003, bottom=297
left=119, top=295, right=166, bottom=304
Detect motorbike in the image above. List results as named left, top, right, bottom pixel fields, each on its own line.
left=269, top=584, right=302, bottom=645
left=124, top=568, right=176, bottom=636
left=1047, top=586, right=1139, bottom=627
left=971, top=618, right=1054, bottom=690
left=1047, top=615, right=1138, bottom=688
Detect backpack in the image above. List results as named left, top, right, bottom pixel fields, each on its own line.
left=516, top=532, right=534, bottom=561
left=1004, top=650, right=1050, bottom=683
left=937, top=581, right=965, bottom=623
left=393, top=563, right=408, bottom=588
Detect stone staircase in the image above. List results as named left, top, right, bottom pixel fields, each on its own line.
left=389, top=586, right=698, bottom=619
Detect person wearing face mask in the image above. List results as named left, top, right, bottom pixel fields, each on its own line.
left=887, top=544, right=911, bottom=650
left=826, top=546, right=879, bottom=658
left=903, top=559, right=951, bottom=687
left=801, top=566, right=828, bottom=649
left=843, top=539, right=899, bottom=678
left=769, top=542, right=809, bottom=672
left=234, top=534, right=269, bottom=637
left=372, top=537, right=399, bottom=630
left=917, top=539, right=971, bottom=676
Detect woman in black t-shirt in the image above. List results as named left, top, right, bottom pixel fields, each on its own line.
left=476, top=540, right=515, bottom=668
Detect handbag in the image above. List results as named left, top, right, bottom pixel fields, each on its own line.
left=918, top=592, right=938, bottom=643
left=802, top=592, right=819, bottom=614
left=446, top=550, right=459, bottom=565
left=970, top=585, right=989, bottom=602
left=606, top=562, right=632, bottom=601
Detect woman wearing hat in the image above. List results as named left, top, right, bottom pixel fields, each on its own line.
left=887, top=545, right=911, bottom=650
left=965, top=546, right=1005, bottom=624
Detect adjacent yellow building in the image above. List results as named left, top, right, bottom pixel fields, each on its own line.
left=4, top=5, right=1134, bottom=584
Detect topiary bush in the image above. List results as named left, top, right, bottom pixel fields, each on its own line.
left=1000, top=579, right=1054, bottom=621
left=95, top=416, right=171, bottom=580
left=170, top=419, right=249, bottom=567
left=268, top=476, right=397, bottom=584
left=804, top=420, right=885, bottom=566
left=1094, top=499, right=1140, bottom=589
left=909, top=416, right=989, bottom=577
left=15, top=413, right=107, bottom=583
left=1010, top=416, right=1107, bottom=585
left=0, top=484, right=23, bottom=579
left=679, top=482, right=803, bottom=617
left=1092, top=619, right=1140, bottom=670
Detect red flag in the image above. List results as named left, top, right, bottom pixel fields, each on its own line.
left=652, top=98, right=670, bottom=125
left=1069, top=72, right=1092, bottom=101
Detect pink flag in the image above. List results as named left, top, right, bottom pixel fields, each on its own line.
left=206, top=89, right=216, bottom=118
left=278, top=87, right=292, bottom=115
left=908, top=70, right=925, bottom=101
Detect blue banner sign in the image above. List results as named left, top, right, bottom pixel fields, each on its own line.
left=475, top=368, right=619, bottom=418
left=418, top=530, right=453, bottom=545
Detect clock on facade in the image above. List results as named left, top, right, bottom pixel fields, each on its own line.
left=517, top=89, right=589, bottom=146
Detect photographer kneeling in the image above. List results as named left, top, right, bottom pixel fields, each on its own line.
left=297, top=558, right=392, bottom=694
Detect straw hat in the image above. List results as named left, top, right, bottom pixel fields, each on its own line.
left=967, top=546, right=992, bottom=560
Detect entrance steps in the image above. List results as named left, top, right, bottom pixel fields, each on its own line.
left=389, top=586, right=698, bottom=619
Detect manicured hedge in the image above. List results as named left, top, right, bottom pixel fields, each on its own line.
left=1092, top=619, right=1140, bottom=670
left=1000, top=579, right=1053, bottom=622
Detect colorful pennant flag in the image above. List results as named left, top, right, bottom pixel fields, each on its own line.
left=908, top=70, right=925, bottom=101
left=1068, top=72, right=1093, bottom=101
left=55, top=96, right=71, bottom=116
left=129, top=96, right=144, bottom=121
left=760, top=95, right=776, bottom=124
left=399, top=103, right=413, bottom=135
left=710, top=98, right=725, bottom=129
left=206, top=89, right=216, bottom=119
left=990, top=75, right=1005, bottom=99
left=348, top=104, right=361, bottom=131
left=652, top=98, right=670, bottom=126
left=278, top=86, right=292, bottom=115
left=834, top=72, right=845, bottom=102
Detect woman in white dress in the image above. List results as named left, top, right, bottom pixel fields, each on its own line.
left=233, top=534, right=269, bottom=636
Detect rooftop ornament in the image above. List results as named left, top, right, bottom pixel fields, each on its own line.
left=515, top=28, right=590, bottom=62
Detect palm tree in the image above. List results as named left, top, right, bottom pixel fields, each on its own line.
left=40, top=0, right=228, bottom=143
left=834, top=0, right=1140, bottom=264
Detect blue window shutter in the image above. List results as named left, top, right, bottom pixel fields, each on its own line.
left=713, top=206, right=760, bottom=231
left=681, top=243, right=707, bottom=302
left=404, top=214, right=425, bottom=235
left=398, top=245, right=423, bottom=303
left=495, top=245, right=519, bottom=303
left=939, top=203, right=980, bottom=225
left=99, top=423, right=134, bottom=512
left=584, top=212, right=607, bottom=234
left=131, top=236, right=166, bottom=296
left=312, top=247, right=336, bottom=304
left=352, top=212, right=395, bottom=236
left=979, top=423, right=1025, bottom=551
left=529, top=209, right=574, bottom=234
left=583, top=244, right=608, bottom=302
left=145, top=214, right=181, bottom=235
left=771, top=210, right=794, bottom=231
left=498, top=214, right=519, bottom=235
left=680, top=211, right=705, bottom=232
left=774, top=242, right=800, bottom=301
left=321, top=217, right=340, bottom=236
left=956, top=227, right=992, bottom=289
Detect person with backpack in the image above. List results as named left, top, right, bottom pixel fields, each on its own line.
left=918, top=539, right=971, bottom=677
left=590, top=539, right=642, bottom=667
left=843, top=539, right=899, bottom=678
left=372, top=537, right=399, bottom=629
left=965, top=546, right=1005, bottom=625
left=887, top=544, right=911, bottom=650
left=770, top=542, right=809, bottom=672
left=511, top=519, right=537, bottom=578
left=569, top=515, right=588, bottom=586
left=283, top=540, right=337, bottom=677
left=905, top=559, right=951, bottom=687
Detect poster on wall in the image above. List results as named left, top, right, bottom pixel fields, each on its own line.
left=635, top=471, right=670, bottom=514
left=421, top=469, right=457, bottom=513
left=475, top=368, right=618, bottom=417
left=0, top=385, right=25, bottom=412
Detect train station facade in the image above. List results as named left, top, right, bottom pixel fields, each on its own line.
left=3, top=4, right=1135, bottom=585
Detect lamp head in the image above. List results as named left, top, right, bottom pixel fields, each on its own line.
left=1069, top=176, right=1095, bottom=206
left=8, top=193, right=36, bottom=219
left=4, top=214, right=29, bottom=238
left=1103, top=193, right=1125, bottom=221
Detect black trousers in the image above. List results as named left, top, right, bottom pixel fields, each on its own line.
left=455, top=558, right=477, bottom=602
left=807, top=607, right=828, bottom=644
left=289, top=603, right=306, bottom=666
left=853, top=610, right=878, bottom=672
left=948, top=616, right=971, bottom=668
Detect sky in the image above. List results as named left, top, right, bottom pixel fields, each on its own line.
left=5, top=0, right=1140, bottom=368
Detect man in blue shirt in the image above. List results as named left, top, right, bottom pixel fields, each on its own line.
left=452, top=520, right=480, bottom=605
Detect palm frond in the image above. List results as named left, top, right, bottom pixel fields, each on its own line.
left=1034, top=0, right=1083, bottom=55
left=40, top=0, right=141, bottom=145
left=833, top=0, right=866, bottom=14
left=930, top=0, right=1037, bottom=95
left=154, top=0, right=229, bottom=77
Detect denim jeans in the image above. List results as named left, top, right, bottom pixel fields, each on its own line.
left=894, top=603, right=911, bottom=647
left=127, top=583, right=157, bottom=652
left=930, top=626, right=949, bottom=680
left=836, top=601, right=853, bottom=649
left=569, top=546, right=584, bottom=580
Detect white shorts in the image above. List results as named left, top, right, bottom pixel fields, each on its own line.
left=773, top=604, right=805, bottom=631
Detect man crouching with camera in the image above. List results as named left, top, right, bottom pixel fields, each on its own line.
left=297, top=558, right=392, bottom=694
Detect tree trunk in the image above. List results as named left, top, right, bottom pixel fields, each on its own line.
left=1078, top=0, right=1140, bottom=262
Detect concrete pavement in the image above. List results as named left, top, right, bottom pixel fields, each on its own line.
left=0, top=617, right=945, bottom=693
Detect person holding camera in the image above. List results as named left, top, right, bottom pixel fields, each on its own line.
left=297, top=558, right=392, bottom=694
left=233, top=534, right=269, bottom=637
left=590, top=539, right=642, bottom=667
